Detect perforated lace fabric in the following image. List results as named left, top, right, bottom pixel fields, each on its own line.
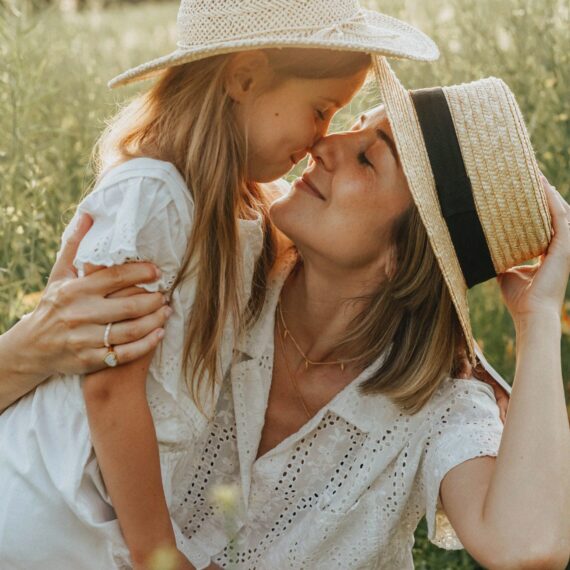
left=167, top=252, right=504, bottom=569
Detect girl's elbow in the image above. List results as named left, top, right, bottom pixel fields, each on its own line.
left=82, top=372, right=137, bottom=406
left=487, top=543, right=570, bottom=570
left=83, top=376, right=114, bottom=405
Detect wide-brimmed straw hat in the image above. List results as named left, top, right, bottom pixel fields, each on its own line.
left=373, top=57, right=552, bottom=362
left=108, top=0, right=439, bottom=88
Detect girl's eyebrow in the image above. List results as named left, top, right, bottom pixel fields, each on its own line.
left=376, top=128, right=400, bottom=166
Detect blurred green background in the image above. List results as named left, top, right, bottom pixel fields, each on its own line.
left=1, top=0, right=568, bottom=567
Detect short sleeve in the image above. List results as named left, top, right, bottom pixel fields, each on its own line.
left=421, top=378, right=503, bottom=550
left=61, top=159, right=193, bottom=293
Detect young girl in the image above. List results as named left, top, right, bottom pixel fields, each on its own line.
left=0, top=1, right=439, bottom=569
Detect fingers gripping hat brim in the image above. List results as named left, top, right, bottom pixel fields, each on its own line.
left=108, top=9, right=439, bottom=88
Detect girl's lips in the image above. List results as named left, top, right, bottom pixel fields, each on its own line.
left=296, top=175, right=325, bottom=200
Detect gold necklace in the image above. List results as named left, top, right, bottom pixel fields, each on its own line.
left=277, top=317, right=314, bottom=420
left=277, top=301, right=360, bottom=372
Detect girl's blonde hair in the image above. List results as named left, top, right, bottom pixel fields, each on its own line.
left=95, top=48, right=371, bottom=409
left=337, top=206, right=466, bottom=414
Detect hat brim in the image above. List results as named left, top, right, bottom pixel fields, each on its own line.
left=373, top=56, right=476, bottom=362
left=108, top=10, right=439, bottom=88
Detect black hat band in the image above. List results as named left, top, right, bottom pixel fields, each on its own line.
left=410, top=87, right=496, bottom=288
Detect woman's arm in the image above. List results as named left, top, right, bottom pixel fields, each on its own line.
left=0, top=214, right=170, bottom=412
left=439, top=182, right=570, bottom=569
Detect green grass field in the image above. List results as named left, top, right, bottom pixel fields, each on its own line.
left=1, top=0, right=568, bottom=567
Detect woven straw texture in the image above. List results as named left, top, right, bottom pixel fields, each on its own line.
left=445, top=81, right=551, bottom=273
left=109, top=0, right=439, bottom=88
left=373, top=56, right=552, bottom=361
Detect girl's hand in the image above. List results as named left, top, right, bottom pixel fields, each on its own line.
left=26, top=214, right=171, bottom=377
left=498, top=179, right=570, bottom=322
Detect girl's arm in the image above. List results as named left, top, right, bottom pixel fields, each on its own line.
left=0, top=214, right=168, bottom=412
left=83, top=353, right=196, bottom=569
left=439, top=183, right=570, bottom=569
left=81, top=258, right=192, bottom=570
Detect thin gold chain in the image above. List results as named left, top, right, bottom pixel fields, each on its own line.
left=277, top=301, right=361, bottom=371
left=277, top=317, right=314, bottom=420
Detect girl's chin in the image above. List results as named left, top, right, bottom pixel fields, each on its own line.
left=251, top=160, right=294, bottom=184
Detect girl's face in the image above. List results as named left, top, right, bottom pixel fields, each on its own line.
left=235, top=69, right=368, bottom=183
left=270, top=106, right=412, bottom=270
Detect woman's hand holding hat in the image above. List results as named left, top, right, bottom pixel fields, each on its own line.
left=498, top=178, right=570, bottom=324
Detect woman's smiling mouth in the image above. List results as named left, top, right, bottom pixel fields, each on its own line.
left=295, top=174, right=325, bottom=200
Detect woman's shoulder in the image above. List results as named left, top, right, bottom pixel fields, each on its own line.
left=419, top=376, right=501, bottom=428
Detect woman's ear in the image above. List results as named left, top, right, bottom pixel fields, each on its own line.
left=225, top=51, right=272, bottom=103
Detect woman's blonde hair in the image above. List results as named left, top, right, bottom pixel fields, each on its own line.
left=338, top=206, right=466, bottom=414
left=95, top=48, right=371, bottom=410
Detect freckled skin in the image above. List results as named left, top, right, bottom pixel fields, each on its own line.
left=271, top=106, right=411, bottom=270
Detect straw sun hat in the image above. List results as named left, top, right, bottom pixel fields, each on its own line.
left=108, top=0, right=439, bottom=88
left=373, top=57, right=552, bottom=362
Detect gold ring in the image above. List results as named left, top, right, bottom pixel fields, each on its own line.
left=104, top=348, right=119, bottom=368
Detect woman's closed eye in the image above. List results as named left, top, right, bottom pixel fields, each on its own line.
left=316, top=109, right=327, bottom=121
left=358, top=151, right=373, bottom=168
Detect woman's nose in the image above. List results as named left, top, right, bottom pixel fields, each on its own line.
left=309, top=131, right=353, bottom=171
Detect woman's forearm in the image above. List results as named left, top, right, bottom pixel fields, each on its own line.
left=0, top=315, right=52, bottom=412
left=482, top=311, right=570, bottom=561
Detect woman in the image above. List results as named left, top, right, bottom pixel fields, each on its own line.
left=159, top=62, right=569, bottom=568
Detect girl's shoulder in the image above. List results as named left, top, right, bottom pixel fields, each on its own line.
left=100, top=157, right=184, bottom=184
left=95, top=157, right=193, bottom=212
left=70, top=158, right=195, bottom=286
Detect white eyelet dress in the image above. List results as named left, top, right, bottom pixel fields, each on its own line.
left=0, top=158, right=265, bottom=570
left=167, top=251, right=505, bottom=569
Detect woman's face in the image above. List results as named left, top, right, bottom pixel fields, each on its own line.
left=270, top=106, right=412, bottom=271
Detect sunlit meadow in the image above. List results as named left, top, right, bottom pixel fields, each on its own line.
left=1, top=0, right=568, bottom=567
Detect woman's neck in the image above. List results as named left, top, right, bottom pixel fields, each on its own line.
left=280, top=256, right=384, bottom=364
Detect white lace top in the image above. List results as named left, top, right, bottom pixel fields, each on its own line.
left=169, top=251, right=504, bottom=569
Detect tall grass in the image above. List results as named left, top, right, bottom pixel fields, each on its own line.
left=0, top=0, right=177, bottom=323
left=0, top=1, right=568, bottom=567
